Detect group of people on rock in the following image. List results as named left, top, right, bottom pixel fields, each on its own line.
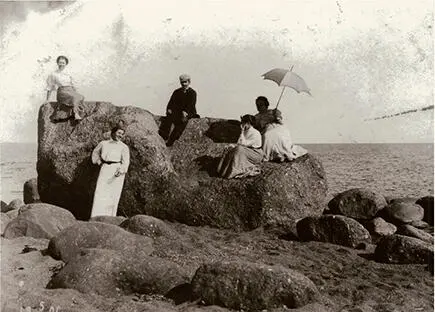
left=217, top=96, right=307, bottom=179
left=45, top=55, right=305, bottom=218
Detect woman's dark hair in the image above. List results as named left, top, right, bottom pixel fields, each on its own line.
left=111, top=125, right=125, bottom=135
left=256, top=96, right=269, bottom=108
left=240, top=114, right=256, bottom=125
left=56, top=55, right=69, bottom=65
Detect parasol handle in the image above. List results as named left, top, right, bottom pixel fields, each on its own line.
left=275, top=87, right=286, bottom=109
left=275, top=65, right=294, bottom=109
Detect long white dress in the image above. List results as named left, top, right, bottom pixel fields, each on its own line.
left=90, top=139, right=130, bottom=218
left=255, top=110, right=307, bottom=162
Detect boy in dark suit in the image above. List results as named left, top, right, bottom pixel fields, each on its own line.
left=159, top=74, right=198, bottom=146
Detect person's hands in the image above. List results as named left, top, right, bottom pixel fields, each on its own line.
left=181, top=111, right=189, bottom=122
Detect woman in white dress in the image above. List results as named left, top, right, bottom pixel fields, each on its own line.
left=254, top=96, right=307, bottom=162
left=217, top=115, right=264, bottom=179
left=46, top=55, right=84, bottom=121
left=90, top=126, right=130, bottom=218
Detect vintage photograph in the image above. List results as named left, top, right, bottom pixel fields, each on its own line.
left=1, top=0, right=433, bottom=311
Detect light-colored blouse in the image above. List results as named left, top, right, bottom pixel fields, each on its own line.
left=237, top=126, right=262, bottom=149
left=91, top=139, right=130, bottom=174
left=46, top=69, right=74, bottom=91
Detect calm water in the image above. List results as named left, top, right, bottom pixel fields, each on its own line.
left=0, top=143, right=433, bottom=203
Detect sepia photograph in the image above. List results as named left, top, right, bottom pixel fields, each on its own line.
left=0, top=0, right=433, bottom=311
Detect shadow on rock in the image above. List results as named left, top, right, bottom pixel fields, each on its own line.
left=194, top=155, right=221, bottom=177
left=204, top=120, right=241, bottom=143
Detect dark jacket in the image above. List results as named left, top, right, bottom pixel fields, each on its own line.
left=166, top=87, right=197, bottom=118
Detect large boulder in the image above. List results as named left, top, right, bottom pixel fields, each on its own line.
left=7, top=199, right=23, bottom=211
left=396, top=224, right=433, bottom=244
left=190, top=260, right=319, bottom=310
left=120, top=215, right=179, bottom=239
left=3, top=203, right=76, bottom=239
left=1, top=212, right=11, bottom=235
left=297, top=215, right=372, bottom=248
left=89, top=215, right=127, bottom=226
left=416, top=196, right=434, bottom=225
left=38, top=102, right=327, bottom=230
left=23, top=178, right=41, bottom=204
left=374, top=234, right=433, bottom=264
left=0, top=200, right=8, bottom=212
left=48, top=248, right=190, bottom=297
left=380, top=202, right=424, bottom=225
left=5, top=208, right=19, bottom=220
left=47, top=221, right=154, bottom=262
left=37, top=101, right=175, bottom=220
left=363, top=217, right=397, bottom=243
left=327, top=188, right=387, bottom=220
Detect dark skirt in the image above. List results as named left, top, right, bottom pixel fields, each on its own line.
left=55, top=86, right=85, bottom=120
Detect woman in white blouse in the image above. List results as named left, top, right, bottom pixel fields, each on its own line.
left=90, top=125, right=130, bottom=218
left=217, top=114, right=264, bottom=179
left=46, top=55, right=85, bottom=121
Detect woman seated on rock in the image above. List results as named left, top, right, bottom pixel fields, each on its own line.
left=45, top=55, right=85, bottom=121
left=217, top=115, right=264, bottom=179
left=90, top=125, right=130, bottom=218
left=254, top=96, right=307, bottom=162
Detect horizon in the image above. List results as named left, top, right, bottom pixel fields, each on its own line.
left=0, top=0, right=433, bottom=144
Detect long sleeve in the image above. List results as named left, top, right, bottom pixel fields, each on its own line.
left=46, top=74, right=55, bottom=91
left=237, top=128, right=262, bottom=148
left=91, top=141, right=104, bottom=165
left=166, top=91, right=176, bottom=112
left=119, top=144, right=130, bottom=174
left=185, top=89, right=197, bottom=116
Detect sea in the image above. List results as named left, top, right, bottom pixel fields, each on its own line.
left=0, top=143, right=433, bottom=204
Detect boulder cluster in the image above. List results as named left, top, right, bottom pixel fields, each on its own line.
left=295, top=188, right=433, bottom=265
left=1, top=101, right=433, bottom=311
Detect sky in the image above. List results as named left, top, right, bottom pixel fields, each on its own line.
left=0, top=0, right=433, bottom=143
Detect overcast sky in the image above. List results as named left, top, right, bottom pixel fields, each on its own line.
left=0, top=0, right=433, bottom=143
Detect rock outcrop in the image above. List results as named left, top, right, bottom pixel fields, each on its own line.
left=24, top=178, right=41, bottom=204
left=416, top=196, right=434, bottom=225
left=0, top=200, right=8, bottom=212
left=297, top=215, right=372, bottom=248
left=7, top=199, right=23, bottom=211
left=47, top=221, right=154, bottom=262
left=363, top=217, right=397, bottom=243
left=396, top=224, right=433, bottom=244
left=3, top=203, right=76, bottom=239
left=380, top=202, right=424, bottom=225
left=48, top=248, right=190, bottom=297
left=38, top=101, right=175, bottom=221
left=328, top=188, right=387, bottom=220
left=191, top=260, right=319, bottom=310
left=1, top=212, right=11, bottom=235
left=38, top=102, right=328, bottom=230
left=120, top=215, right=179, bottom=239
left=374, top=234, right=433, bottom=264
left=89, top=215, right=127, bottom=226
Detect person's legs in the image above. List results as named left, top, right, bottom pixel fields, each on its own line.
left=159, top=115, right=174, bottom=141
left=166, top=118, right=188, bottom=146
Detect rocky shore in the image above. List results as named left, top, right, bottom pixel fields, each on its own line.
left=1, top=102, right=433, bottom=312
